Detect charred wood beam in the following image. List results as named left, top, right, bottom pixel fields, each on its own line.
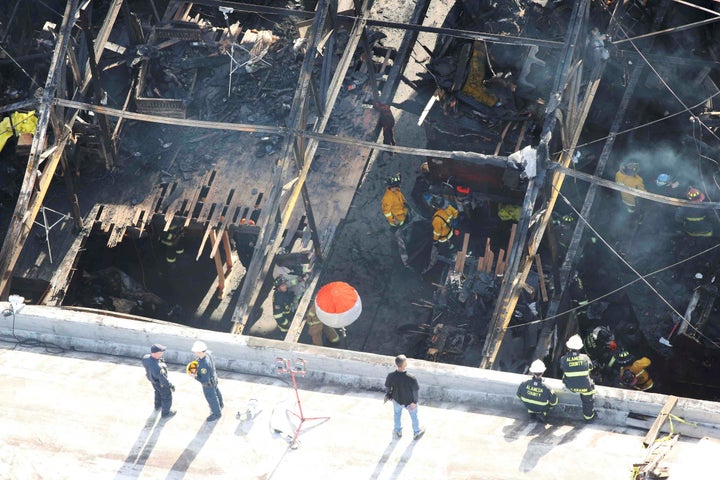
left=181, top=0, right=562, bottom=48
left=53, top=98, right=515, bottom=164
left=537, top=0, right=674, bottom=370
left=0, top=98, right=37, bottom=115
left=552, top=164, right=720, bottom=208
left=480, top=0, right=592, bottom=370
left=0, top=0, right=80, bottom=299
left=380, top=0, right=431, bottom=103
left=78, top=10, right=116, bottom=170
left=229, top=0, right=331, bottom=334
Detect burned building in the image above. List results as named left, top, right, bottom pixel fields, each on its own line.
left=2, top=0, right=720, bottom=403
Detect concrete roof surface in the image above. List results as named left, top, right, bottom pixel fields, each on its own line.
left=2, top=345, right=716, bottom=480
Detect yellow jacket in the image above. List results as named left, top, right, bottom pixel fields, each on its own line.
left=433, top=205, right=459, bottom=242
left=615, top=171, right=646, bottom=207
left=381, top=188, right=407, bottom=226
left=622, top=357, right=653, bottom=391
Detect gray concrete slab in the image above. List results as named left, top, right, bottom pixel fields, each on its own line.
left=1, top=344, right=713, bottom=479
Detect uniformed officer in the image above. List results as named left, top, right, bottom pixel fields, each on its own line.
left=560, top=335, right=597, bottom=422
left=189, top=341, right=224, bottom=422
left=516, top=359, right=558, bottom=422
left=141, top=344, right=176, bottom=418
left=272, top=277, right=296, bottom=334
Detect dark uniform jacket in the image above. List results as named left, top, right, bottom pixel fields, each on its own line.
left=516, top=377, right=558, bottom=413
left=560, top=351, right=594, bottom=392
left=384, top=370, right=419, bottom=406
left=272, top=289, right=296, bottom=332
left=142, top=355, right=172, bottom=389
left=675, top=205, right=713, bottom=237
left=195, top=352, right=218, bottom=388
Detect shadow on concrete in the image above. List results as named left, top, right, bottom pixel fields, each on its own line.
left=114, top=411, right=163, bottom=479
left=164, top=420, right=219, bottom=479
left=502, top=414, right=536, bottom=442
left=369, top=438, right=400, bottom=480
left=519, top=423, right=579, bottom=473
left=389, top=438, right=419, bottom=479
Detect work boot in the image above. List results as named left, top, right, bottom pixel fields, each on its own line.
left=161, top=410, right=177, bottom=419
left=206, top=413, right=222, bottom=422
left=394, top=430, right=402, bottom=439
left=584, top=411, right=597, bottom=423
left=413, top=427, right=426, bottom=440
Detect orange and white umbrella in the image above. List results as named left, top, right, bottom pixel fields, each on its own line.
left=314, top=282, right=362, bottom=328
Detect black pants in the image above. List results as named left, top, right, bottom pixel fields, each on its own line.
left=152, top=383, right=173, bottom=415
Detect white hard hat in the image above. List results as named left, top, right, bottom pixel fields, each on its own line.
left=566, top=334, right=583, bottom=350
left=529, top=359, right=546, bottom=374
left=191, top=340, right=207, bottom=353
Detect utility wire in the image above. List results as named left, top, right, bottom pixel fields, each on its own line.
left=609, top=3, right=720, bottom=145
left=551, top=185, right=720, bottom=351
left=0, top=44, right=42, bottom=90
left=506, top=238, right=720, bottom=329
left=556, top=91, right=720, bottom=156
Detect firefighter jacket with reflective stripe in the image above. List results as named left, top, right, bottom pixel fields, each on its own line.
left=676, top=205, right=713, bottom=237
left=432, top=205, right=459, bottom=242
left=615, top=171, right=646, bottom=207
left=272, top=289, right=295, bottom=332
left=381, top=188, right=408, bottom=226
left=516, top=377, right=558, bottom=413
left=621, top=357, right=654, bottom=391
left=560, top=351, right=594, bottom=392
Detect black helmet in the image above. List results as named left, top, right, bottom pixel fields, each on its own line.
left=616, top=350, right=634, bottom=366
left=430, top=195, right=447, bottom=210
left=620, top=162, right=639, bottom=175
left=386, top=173, right=401, bottom=187
left=273, top=276, right=287, bottom=288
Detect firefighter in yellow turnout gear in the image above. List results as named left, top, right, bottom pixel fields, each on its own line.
left=381, top=173, right=411, bottom=267
left=517, top=360, right=558, bottom=422
left=422, top=196, right=459, bottom=274
left=615, top=162, right=646, bottom=214
left=305, top=304, right=340, bottom=346
left=616, top=350, right=654, bottom=391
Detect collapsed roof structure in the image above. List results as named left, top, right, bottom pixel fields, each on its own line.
left=2, top=0, right=720, bottom=402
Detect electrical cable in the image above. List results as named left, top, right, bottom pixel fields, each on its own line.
left=550, top=186, right=720, bottom=351
left=0, top=304, right=66, bottom=354
left=506, top=239, right=720, bottom=329
left=0, top=44, right=42, bottom=90
left=554, top=91, right=720, bottom=158
left=607, top=3, right=720, bottom=145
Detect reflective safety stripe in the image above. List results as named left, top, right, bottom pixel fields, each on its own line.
left=385, top=212, right=393, bottom=218
left=564, top=370, right=590, bottom=377
left=686, top=216, right=706, bottom=221
left=307, top=319, right=321, bottom=326
left=520, top=396, right=549, bottom=406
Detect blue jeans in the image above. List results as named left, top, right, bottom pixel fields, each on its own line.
left=393, top=400, right=420, bottom=435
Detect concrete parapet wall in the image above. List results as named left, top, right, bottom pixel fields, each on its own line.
left=2, top=303, right=719, bottom=439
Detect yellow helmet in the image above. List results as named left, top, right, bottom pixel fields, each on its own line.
left=186, top=360, right=198, bottom=375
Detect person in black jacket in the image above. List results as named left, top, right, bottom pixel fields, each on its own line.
left=141, top=344, right=176, bottom=419
left=384, top=355, right=425, bottom=440
left=516, top=359, right=558, bottom=422
left=560, top=335, right=597, bottom=422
